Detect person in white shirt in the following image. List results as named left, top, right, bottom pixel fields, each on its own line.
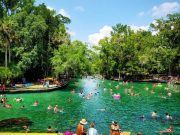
left=151, top=111, right=157, bottom=119
left=87, top=123, right=98, bottom=135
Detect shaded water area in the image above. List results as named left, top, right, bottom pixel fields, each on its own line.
left=0, top=77, right=180, bottom=134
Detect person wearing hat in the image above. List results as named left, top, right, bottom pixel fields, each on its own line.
left=110, top=121, right=121, bottom=135
left=77, top=119, right=87, bottom=135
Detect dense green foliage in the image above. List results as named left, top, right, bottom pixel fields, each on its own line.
left=0, top=0, right=179, bottom=82
left=94, top=14, right=180, bottom=79
left=51, top=41, right=92, bottom=77
left=0, top=0, right=70, bottom=82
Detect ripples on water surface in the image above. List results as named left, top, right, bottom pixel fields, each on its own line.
left=0, top=77, right=180, bottom=134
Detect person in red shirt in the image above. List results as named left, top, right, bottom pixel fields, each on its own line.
left=3, top=96, right=7, bottom=107
left=77, top=119, right=87, bottom=135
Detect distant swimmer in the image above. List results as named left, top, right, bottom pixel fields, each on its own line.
left=14, top=97, right=23, bottom=102
left=94, top=92, right=100, bottom=96
left=158, top=126, right=174, bottom=134
left=32, top=101, right=39, bottom=106
left=110, top=88, right=113, bottom=93
left=140, top=114, right=145, bottom=119
left=6, top=104, right=12, bottom=109
left=152, top=111, right=157, bottom=119
left=21, top=105, right=25, bottom=109
left=54, top=105, right=58, bottom=113
left=71, top=89, right=75, bottom=94
left=59, top=107, right=64, bottom=113
left=145, top=87, right=149, bottom=91
left=151, top=90, right=155, bottom=94
left=79, top=91, right=84, bottom=97
left=165, top=113, right=173, bottom=120
left=140, top=114, right=146, bottom=121
left=47, top=105, right=53, bottom=111
left=115, top=85, right=120, bottom=89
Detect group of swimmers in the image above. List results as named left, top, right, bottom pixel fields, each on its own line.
left=79, top=89, right=100, bottom=100
left=31, top=100, right=65, bottom=113
left=0, top=95, right=66, bottom=114
left=150, top=111, right=173, bottom=120
left=140, top=111, right=173, bottom=122
left=47, top=104, right=64, bottom=113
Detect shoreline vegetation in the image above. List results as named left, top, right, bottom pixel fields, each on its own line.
left=0, top=78, right=70, bottom=94
left=0, top=1, right=179, bottom=90
left=0, top=75, right=179, bottom=94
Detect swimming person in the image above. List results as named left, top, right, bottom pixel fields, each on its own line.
left=152, top=111, right=157, bottom=119
left=103, top=87, right=107, bottom=92
left=47, top=105, right=53, bottom=111
left=14, top=97, right=23, bottom=102
left=140, top=114, right=146, bottom=121
left=21, top=105, right=25, bottom=109
left=54, top=105, right=58, bottom=113
left=165, top=113, right=173, bottom=120
left=33, top=100, right=39, bottom=106
left=59, top=107, right=64, bottom=113
left=158, top=126, right=174, bottom=134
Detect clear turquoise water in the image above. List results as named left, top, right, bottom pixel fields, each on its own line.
left=0, top=78, right=180, bottom=134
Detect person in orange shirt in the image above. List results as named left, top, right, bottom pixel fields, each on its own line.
left=77, top=119, right=87, bottom=135
left=110, top=121, right=121, bottom=135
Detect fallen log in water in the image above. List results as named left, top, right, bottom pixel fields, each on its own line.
left=0, top=117, right=32, bottom=127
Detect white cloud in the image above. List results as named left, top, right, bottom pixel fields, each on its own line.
left=68, top=31, right=76, bottom=37
left=59, top=9, right=71, bottom=18
left=47, top=6, right=54, bottom=11
left=152, top=20, right=158, bottom=27
left=130, top=24, right=149, bottom=32
left=138, top=12, right=145, bottom=16
left=152, top=30, right=159, bottom=35
left=75, top=6, right=85, bottom=12
left=151, top=2, right=180, bottom=17
left=88, top=25, right=112, bottom=45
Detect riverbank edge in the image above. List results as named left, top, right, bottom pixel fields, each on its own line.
left=0, top=82, right=69, bottom=94
left=0, top=132, right=131, bottom=135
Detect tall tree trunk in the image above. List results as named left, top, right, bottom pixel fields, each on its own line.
left=118, top=70, right=121, bottom=80
left=168, top=63, right=171, bottom=76
left=8, top=44, right=11, bottom=63
left=5, top=43, right=8, bottom=67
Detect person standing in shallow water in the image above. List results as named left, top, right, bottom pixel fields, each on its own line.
left=77, top=119, right=87, bottom=135
left=87, top=123, right=98, bottom=135
left=110, top=121, right=121, bottom=135
left=47, top=126, right=52, bottom=133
